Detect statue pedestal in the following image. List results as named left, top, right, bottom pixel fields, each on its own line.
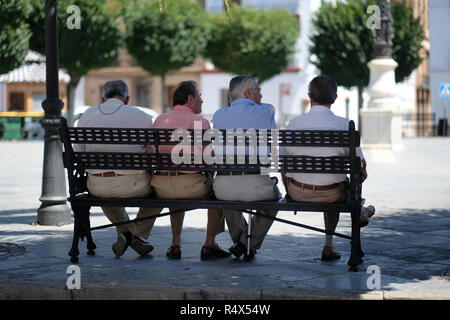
left=361, top=58, right=403, bottom=150
left=361, top=109, right=403, bottom=150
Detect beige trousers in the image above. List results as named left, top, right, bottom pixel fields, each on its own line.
left=87, top=172, right=162, bottom=239
left=150, top=173, right=224, bottom=238
left=213, top=174, right=281, bottom=250
left=287, top=179, right=347, bottom=245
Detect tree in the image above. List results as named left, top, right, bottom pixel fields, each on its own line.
left=205, top=4, right=299, bottom=83
left=310, top=0, right=424, bottom=111
left=125, top=0, right=210, bottom=112
left=27, top=0, right=123, bottom=125
left=0, top=0, right=32, bottom=75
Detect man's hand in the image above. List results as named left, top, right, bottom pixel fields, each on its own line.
left=361, top=167, right=368, bottom=183
left=361, top=159, right=368, bottom=183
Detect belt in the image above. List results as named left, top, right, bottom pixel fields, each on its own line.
left=288, top=178, right=341, bottom=191
left=216, top=171, right=260, bottom=176
left=153, top=171, right=192, bottom=176
left=90, top=171, right=123, bottom=177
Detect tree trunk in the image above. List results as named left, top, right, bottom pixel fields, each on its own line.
left=67, top=74, right=80, bottom=126
left=357, top=86, right=363, bottom=132
left=161, top=73, right=169, bottom=113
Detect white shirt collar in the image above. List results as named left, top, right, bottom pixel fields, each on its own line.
left=310, top=105, right=332, bottom=113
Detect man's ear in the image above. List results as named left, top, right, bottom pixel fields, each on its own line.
left=243, top=88, right=251, bottom=98
left=101, top=97, right=106, bottom=103
left=124, top=96, right=130, bottom=105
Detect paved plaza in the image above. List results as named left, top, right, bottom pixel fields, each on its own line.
left=0, top=138, right=449, bottom=300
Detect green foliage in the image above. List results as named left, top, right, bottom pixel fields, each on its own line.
left=205, top=5, right=299, bottom=83
left=27, top=0, right=123, bottom=80
left=391, top=1, right=424, bottom=83
left=0, top=0, right=32, bottom=74
left=310, top=0, right=424, bottom=88
left=125, top=0, right=210, bottom=76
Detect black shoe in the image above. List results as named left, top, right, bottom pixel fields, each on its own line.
left=243, top=249, right=257, bottom=261
left=201, top=245, right=231, bottom=260
left=229, top=242, right=246, bottom=259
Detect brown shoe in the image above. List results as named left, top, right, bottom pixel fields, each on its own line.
left=360, top=205, right=376, bottom=228
left=321, top=246, right=341, bottom=261
left=166, top=245, right=181, bottom=259
left=201, top=245, right=231, bottom=260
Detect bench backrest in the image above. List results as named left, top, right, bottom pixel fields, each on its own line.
left=59, top=117, right=362, bottom=202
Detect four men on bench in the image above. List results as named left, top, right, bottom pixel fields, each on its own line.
left=77, top=76, right=373, bottom=262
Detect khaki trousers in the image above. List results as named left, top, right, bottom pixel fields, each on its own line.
left=87, top=172, right=162, bottom=239
left=287, top=179, right=347, bottom=241
left=213, top=174, right=281, bottom=250
left=150, top=173, right=224, bottom=238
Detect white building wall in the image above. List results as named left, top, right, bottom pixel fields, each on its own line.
left=429, top=0, right=450, bottom=122
left=0, top=83, right=6, bottom=112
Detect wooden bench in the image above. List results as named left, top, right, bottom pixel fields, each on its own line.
left=59, top=118, right=365, bottom=271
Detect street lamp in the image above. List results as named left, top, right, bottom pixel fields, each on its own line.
left=37, top=0, right=71, bottom=225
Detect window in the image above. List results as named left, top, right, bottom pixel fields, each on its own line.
left=32, top=94, right=46, bottom=111
left=137, top=84, right=150, bottom=107
left=9, top=93, right=25, bottom=111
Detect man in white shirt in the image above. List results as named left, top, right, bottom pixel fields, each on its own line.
left=281, top=75, right=375, bottom=261
left=76, top=79, right=162, bottom=258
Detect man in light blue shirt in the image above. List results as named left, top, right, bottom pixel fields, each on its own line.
left=212, top=85, right=276, bottom=130
left=212, top=75, right=281, bottom=261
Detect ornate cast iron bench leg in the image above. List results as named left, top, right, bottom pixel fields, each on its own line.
left=80, top=206, right=96, bottom=256
left=68, top=207, right=82, bottom=263
left=348, top=206, right=363, bottom=272
left=68, top=205, right=96, bottom=263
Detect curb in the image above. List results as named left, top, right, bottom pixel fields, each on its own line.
left=1, top=283, right=449, bottom=300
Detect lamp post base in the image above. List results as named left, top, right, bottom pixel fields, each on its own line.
left=37, top=202, right=72, bottom=226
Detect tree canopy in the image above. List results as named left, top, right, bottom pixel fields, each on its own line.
left=205, top=5, right=299, bottom=83
left=0, top=0, right=32, bottom=75
left=125, top=0, right=210, bottom=76
left=310, top=0, right=424, bottom=89
left=27, top=0, right=123, bottom=124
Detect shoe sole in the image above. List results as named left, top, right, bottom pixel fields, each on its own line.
left=112, top=234, right=127, bottom=258
left=321, top=255, right=341, bottom=261
left=131, top=239, right=154, bottom=256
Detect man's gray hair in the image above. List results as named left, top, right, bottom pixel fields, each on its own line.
left=229, top=75, right=258, bottom=102
left=102, top=80, right=129, bottom=99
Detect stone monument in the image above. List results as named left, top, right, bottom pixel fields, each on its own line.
left=361, top=0, right=403, bottom=150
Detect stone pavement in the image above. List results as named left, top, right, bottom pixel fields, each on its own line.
left=0, top=138, right=449, bottom=300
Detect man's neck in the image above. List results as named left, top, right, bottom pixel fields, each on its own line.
left=310, top=102, right=331, bottom=108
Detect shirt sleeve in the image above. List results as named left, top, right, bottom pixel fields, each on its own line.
left=73, top=114, right=86, bottom=152
left=261, top=104, right=276, bottom=129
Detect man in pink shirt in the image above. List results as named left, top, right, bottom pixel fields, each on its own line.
left=151, top=81, right=229, bottom=260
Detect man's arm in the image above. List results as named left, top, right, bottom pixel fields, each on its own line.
left=361, top=159, right=367, bottom=183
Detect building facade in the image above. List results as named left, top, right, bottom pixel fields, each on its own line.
left=0, top=51, right=69, bottom=113
left=429, top=0, right=450, bottom=135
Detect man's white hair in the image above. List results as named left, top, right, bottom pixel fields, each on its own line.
left=229, top=75, right=258, bottom=102
left=102, top=79, right=129, bottom=99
